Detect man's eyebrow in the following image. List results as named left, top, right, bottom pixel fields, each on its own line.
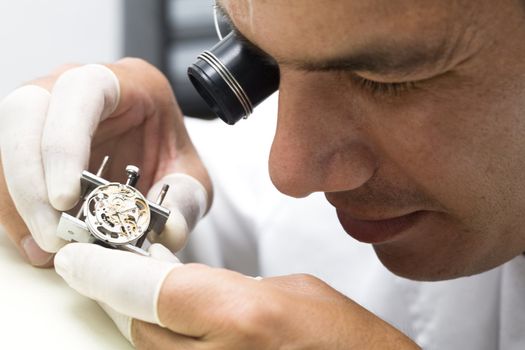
left=215, top=3, right=449, bottom=75
left=287, top=43, right=450, bottom=75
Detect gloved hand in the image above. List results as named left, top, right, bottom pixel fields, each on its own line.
left=55, top=243, right=420, bottom=350
left=0, top=59, right=212, bottom=266
left=93, top=242, right=183, bottom=343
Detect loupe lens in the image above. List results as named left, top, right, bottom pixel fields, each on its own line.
left=188, top=32, right=280, bottom=125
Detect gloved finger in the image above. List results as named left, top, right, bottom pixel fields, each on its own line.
left=0, top=158, right=54, bottom=267
left=98, top=305, right=202, bottom=349
left=95, top=244, right=182, bottom=345
left=0, top=85, right=65, bottom=253
left=55, top=243, right=179, bottom=325
left=146, top=173, right=208, bottom=252
left=42, top=64, right=120, bottom=211
left=148, top=243, right=182, bottom=264
left=98, top=302, right=135, bottom=345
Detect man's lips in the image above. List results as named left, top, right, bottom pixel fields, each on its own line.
left=336, top=209, right=426, bottom=244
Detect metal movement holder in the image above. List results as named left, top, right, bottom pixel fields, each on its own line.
left=56, top=156, right=171, bottom=256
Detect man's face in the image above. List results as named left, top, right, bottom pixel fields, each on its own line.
left=220, top=0, right=525, bottom=280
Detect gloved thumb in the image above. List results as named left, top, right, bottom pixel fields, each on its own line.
left=95, top=243, right=181, bottom=346
left=146, top=173, right=208, bottom=252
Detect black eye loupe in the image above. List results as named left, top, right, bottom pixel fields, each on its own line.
left=188, top=32, right=280, bottom=125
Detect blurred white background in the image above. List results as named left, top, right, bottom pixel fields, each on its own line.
left=0, top=0, right=123, bottom=98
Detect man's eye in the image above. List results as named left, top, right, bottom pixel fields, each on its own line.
left=353, top=76, right=416, bottom=97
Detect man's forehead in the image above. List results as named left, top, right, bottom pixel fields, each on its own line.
left=219, top=0, right=488, bottom=78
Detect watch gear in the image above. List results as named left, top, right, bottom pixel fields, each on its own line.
left=56, top=156, right=170, bottom=256
left=85, top=183, right=151, bottom=245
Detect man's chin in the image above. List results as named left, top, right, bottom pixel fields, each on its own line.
left=373, top=245, right=463, bottom=281
left=370, top=232, right=471, bottom=282
left=363, top=214, right=519, bottom=281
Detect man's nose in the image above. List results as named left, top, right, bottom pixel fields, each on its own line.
left=269, top=70, right=378, bottom=198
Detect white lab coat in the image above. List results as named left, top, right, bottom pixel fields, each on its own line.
left=181, top=95, right=525, bottom=349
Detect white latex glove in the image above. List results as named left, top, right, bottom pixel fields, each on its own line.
left=55, top=243, right=255, bottom=347
left=146, top=173, right=207, bottom=251
left=0, top=60, right=212, bottom=266
left=0, top=64, right=119, bottom=256
left=87, top=243, right=181, bottom=344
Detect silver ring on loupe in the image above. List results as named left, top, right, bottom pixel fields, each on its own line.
left=198, top=50, right=254, bottom=119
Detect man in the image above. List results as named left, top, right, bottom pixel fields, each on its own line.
left=1, top=0, right=524, bottom=348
